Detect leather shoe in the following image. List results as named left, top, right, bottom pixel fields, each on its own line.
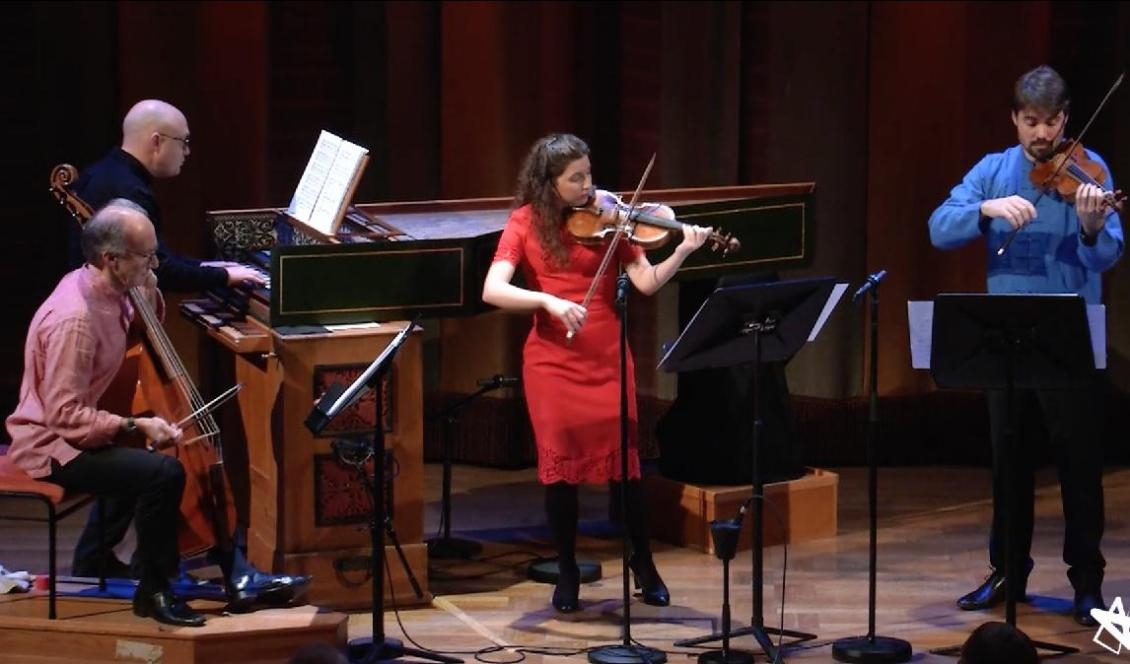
left=551, top=562, right=580, bottom=613
left=628, top=554, right=670, bottom=607
left=1074, top=589, right=1105, bottom=627
left=225, top=570, right=312, bottom=613
left=72, top=556, right=134, bottom=580
left=133, top=588, right=206, bottom=628
left=956, top=569, right=1027, bottom=610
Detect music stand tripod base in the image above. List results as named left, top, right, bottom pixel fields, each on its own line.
left=832, top=636, right=913, bottom=663
left=588, top=644, right=667, bottom=664
left=527, top=557, right=602, bottom=584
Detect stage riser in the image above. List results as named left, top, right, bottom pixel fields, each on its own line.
left=0, top=595, right=347, bottom=664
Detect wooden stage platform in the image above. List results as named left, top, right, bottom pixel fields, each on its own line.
left=2, top=463, right=1128, bottom=662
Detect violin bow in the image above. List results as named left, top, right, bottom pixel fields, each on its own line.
left=566, top=153, right=657, bottom=343
left=998, top=71, right=1124, bottom=256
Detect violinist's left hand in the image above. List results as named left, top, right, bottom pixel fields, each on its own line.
left=678, top=223, right=713, bottom=255
left=1076, top=182, right=1108, bottom=237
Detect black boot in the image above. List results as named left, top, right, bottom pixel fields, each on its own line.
left=546, top=482, right=581, bottom=613
left=1068, top=567, right=1105, bottom=627
left=618, top=479, right=670, bottom=607
left=217, top=542, right=312, bottom=613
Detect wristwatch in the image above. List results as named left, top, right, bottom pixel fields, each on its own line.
left=123, top=417, right=138, bottom=433
left=1080, top=228, right=1098, bottom=247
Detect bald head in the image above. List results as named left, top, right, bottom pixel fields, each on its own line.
left=121, top=99, right=191, bottom=178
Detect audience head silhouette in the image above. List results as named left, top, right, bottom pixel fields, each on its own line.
left=958, top=621, right=1038, bottom=664
left=287, top=641, right=348, bottom=664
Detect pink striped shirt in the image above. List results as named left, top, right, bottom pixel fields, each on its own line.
left=5, top=267, right=152, bottom=478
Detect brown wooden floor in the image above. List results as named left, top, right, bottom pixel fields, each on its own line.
left=4, top=464, right=1129, bottom=662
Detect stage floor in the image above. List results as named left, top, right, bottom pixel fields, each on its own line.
left=4, top=463, right=1129, bottom=662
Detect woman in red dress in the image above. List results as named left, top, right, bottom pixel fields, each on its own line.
left=482, top=133, right=712, bottom=612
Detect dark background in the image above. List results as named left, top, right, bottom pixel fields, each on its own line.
left=4, top=1, right=1129, bottom=468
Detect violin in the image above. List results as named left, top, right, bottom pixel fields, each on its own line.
left=566, top=190, right=741, bottom=256
left=1029, top=140, right=1125, bottom=211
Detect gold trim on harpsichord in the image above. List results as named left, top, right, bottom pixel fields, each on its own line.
left=675, top=201, right=808, bottom=273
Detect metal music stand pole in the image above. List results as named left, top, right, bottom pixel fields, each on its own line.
left=306, top=317, right=460, bottom=664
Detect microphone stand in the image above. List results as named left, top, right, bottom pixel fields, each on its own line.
left=426, top=378, right=515, bottom=560
left=588, top=269, right=665, bottom=664
left=832, top=271, right=911, bottom=663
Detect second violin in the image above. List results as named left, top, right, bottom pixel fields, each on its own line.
left=566, top=190, right=741, bottom=255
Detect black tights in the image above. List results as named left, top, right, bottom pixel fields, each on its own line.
left=545, top=480, right=653, bottom=565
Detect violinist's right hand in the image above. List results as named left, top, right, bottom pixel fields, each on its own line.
left=981, top=195, right=1037, bottom=230
left=138, top=417, right=183, bottom=451
left=545, top=296, right=587, bottom=335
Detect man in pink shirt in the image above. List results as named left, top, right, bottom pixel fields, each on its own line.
left=6, top=200, right=205, bottom=627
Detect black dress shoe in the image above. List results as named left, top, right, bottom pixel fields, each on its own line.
left=628, top=554, right=670, bottom=607
left=133, top=588, right=206, bottom=627
left=1074, top=589, right=1105, bottom=627
left=72, top=556, right=134, bottom=579
left=551, top=562, right=580, bottom=613
left=226, top=570, right=312, bottom=613
left=956, top=569, right=1027, bottom=610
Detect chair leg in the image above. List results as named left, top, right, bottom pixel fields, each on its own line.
left=47, top=500, right=57, bottom=620
left=97, top=498, right=106, bottom=593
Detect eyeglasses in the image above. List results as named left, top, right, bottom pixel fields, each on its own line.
left=157, top=133, right=191, bottom=149
left=119, top=248, right=159, bottom=264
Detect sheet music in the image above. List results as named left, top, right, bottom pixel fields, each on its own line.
left=907, top=300, right=933, bottom=369
left=287, top=131, right=341, bottom=223
left=288, top=130, right=369, bottom=235
left=807, top=282, right=849, bottom=342
left=906, top=300, right=1106, bottom=370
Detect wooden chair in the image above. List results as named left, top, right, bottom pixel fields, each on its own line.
left=0, top=453, right=105, bottom=619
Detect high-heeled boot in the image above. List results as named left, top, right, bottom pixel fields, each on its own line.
left=546, top=482, right=581, bottom=612
left=618, top=479, right=670, bottom=606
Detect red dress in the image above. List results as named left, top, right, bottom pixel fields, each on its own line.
left=493, top=205, right=645, bottom=485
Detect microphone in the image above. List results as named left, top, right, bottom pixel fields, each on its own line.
left=730, top=499, right=750, bottom=528
left=476, top=374, right=520, bottom=388
left=852, top=269, right=888, bottom=304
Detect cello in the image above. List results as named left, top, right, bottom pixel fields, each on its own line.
left=49, top=164, right=237, bottom=557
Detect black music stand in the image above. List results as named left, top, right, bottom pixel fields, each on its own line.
left=306, top=316, right=460, bottom=664
left=923, top=293, right=1092, bottom=659
left=662, top=277, right=843, bottom=662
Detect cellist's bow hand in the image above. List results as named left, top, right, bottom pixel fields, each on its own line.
left=546, top=296, right=588, bottom=337
left=1076, top=183, right=1108, bottom=236
left=141, top=417, right=183, bottom=451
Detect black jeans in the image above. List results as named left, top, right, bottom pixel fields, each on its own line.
left=49, top=446, right=185, bottom=588
left=985, top=381, right=1106, bottom=584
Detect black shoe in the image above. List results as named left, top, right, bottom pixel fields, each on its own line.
left=551, top=562, right=580, bottom=613
left=1074, top=589, right=1105, bottom=626
left=956, top=569, right=1027, bottom=610
left=72, top=556, right=134, bottom=579
left=226, top=570, right=312, bottom=613
left=133, top=588, right=206, bottom=628
left=628, top=554, right=670, bottom=607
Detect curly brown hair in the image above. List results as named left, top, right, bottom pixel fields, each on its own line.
left=514, top=133, right=589, bottom=266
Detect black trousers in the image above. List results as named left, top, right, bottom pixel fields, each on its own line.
left=49, top=446, right=184, bottom=587
left=985, top=381, right=1105, bottom=583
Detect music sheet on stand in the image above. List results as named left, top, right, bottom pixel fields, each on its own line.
left=288, top=130, right=340, bottom=226
left=308, top=139, right=368, bottom=234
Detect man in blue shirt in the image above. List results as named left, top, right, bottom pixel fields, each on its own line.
left=928, top=65, right=1123, bottom=627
